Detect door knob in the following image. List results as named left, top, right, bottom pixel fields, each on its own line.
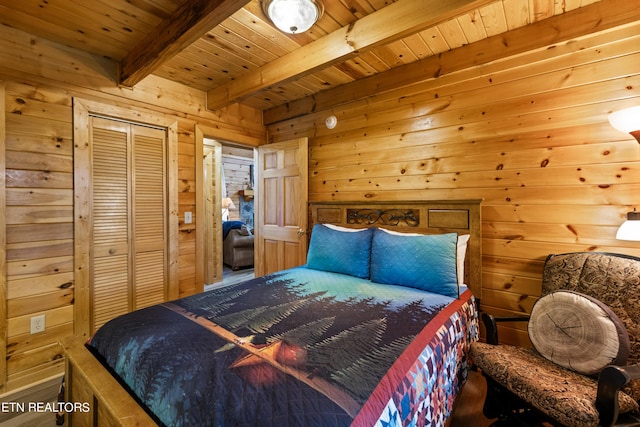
left=297, top=228, right=306, bottom=236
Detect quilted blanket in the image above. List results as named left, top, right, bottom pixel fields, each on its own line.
left=87, top=267, right=477, bottom=426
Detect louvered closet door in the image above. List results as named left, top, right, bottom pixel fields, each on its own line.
left=90, top=117, right=167, bottom=331
left=132, top=125, right=167, bottom=309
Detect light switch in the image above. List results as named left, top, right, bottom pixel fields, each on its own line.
left=184, top=212, right=193, bottom=224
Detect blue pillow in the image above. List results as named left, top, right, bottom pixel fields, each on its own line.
left=370, top=229, right=459, bottom=297
left=306, top=224, right=374, bottom=278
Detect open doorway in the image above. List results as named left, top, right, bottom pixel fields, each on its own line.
left=203, top=138, right=255, bottom=287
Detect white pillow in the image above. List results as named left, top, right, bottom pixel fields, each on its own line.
left=528, top=290, right=630, bottom=375
left=378, top=228, right=469, bottom=286
left=323, top=223, right=369, bottom=232
left=456, top=234, right=470, bottom=285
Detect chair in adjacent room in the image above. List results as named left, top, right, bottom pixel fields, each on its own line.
left=223, top=223, right=254, bottom=270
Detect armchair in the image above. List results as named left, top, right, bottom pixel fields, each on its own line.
left=223, top=225, right=254, bottom=270
left=470, top=252, right=640, bottom=427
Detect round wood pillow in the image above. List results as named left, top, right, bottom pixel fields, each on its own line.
left=528, top=290, right=630, bottom=376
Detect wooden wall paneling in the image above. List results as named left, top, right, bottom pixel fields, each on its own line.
left=3, top=81, right=74, bottom=391
left=0, top=23, right=266, bottom=146
left=264, top=0, right=640, bottom=125
left=269, top=16, right=640, bottom=348
left=177, top=122, right=196, bottom=295
left=302, top=31, right=640, bottom=154
left=177, top=123, right=197, bottom=296
left=0, top=25, right=265, bottom=394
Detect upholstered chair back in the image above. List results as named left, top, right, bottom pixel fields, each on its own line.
left=540, top=252, right=640, bottom=400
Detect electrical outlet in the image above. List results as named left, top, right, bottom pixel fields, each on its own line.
left=184, top=211, right=193, bottom=224
left=31, top=315, right=45, bottom=334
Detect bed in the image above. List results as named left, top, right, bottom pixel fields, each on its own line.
left=63, top=200, right=482, bottom=426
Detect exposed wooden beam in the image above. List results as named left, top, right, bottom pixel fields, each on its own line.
left=206, top=0, right=494, bottom=111
left=263, top=0, right=640, bottom=125
left=119, top=0, right=250, bottom=88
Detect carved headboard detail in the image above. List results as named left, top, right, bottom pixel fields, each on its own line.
left=309, top=200, right=482, bottom=299
left=346, top=208, right=420, bottom=227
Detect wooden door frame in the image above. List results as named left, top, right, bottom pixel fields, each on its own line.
left=73, top=98, right=179, bottom=339
left=194, top=124, right=260, bottom=289
left=202, top=142, right=222, bottom=284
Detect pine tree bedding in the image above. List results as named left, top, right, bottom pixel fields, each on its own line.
left=87, top=266, right=478, bottom=426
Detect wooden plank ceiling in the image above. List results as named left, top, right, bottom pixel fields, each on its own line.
left=0, top=0, right=602, bottom=117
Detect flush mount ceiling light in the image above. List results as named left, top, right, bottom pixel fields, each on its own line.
left=262, top=0, right=324, bottom=34
left=608, top=106, right=640, bottom=143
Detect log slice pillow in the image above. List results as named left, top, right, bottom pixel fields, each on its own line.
left=528, top=290, right=630, bottom=376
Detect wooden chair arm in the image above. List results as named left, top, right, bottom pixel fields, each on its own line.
left=481, top=312, right=530, bottom=345
left=596, top=364, right=640, bottom=426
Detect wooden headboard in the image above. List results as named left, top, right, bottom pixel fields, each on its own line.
left=309, top=200, right=482, bottom=299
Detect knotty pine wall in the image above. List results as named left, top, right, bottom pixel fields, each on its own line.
left=0, top=24, right=265, bottom=393
left=267, top=18, right=640, bottom=346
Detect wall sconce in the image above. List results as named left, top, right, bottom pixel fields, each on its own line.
left=608, top=106, right=640, bottom=240
left=617, top=209, right=640, bottom=241
left=262, top=0, right=324, bottom=34
left=608, top=106, right=640, bottom=143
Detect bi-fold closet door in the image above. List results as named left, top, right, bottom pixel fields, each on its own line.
left=89, top=116, right=167, bottom=332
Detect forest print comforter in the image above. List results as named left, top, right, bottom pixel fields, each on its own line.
left=87, top=266, right=478, bottom=426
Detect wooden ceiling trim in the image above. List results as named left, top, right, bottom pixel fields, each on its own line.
left=205, top=0, right=495, bottom=111
left=263, top=0, right=640, bottom=125
left=118, top=0, right=251, bottom=88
